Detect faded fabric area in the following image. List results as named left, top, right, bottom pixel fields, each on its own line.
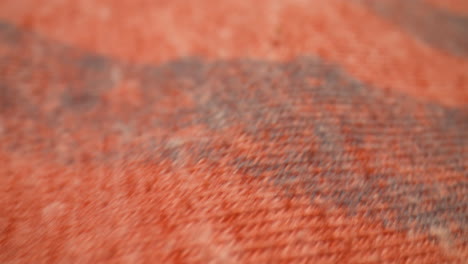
left=0, top=0, right=467, bottom=263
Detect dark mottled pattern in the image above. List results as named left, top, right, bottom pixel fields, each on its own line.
left=1, top=20, right=467, bottom=250
left=361, top=0, right=468, bottom=57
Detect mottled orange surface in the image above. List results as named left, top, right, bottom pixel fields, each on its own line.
left=0, top=1, right=467, bottom=263
left=425, top=0, right=468, bottom=14
left=1, top=0, right=467, bottom=106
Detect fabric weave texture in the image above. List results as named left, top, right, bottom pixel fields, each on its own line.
left=0, top=0, right=467, bottom=263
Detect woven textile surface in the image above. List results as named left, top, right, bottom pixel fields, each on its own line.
left=0, top=0, right=467, bottom=263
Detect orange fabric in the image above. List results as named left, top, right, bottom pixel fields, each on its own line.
left=0, top=1, right=467, bottom=263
